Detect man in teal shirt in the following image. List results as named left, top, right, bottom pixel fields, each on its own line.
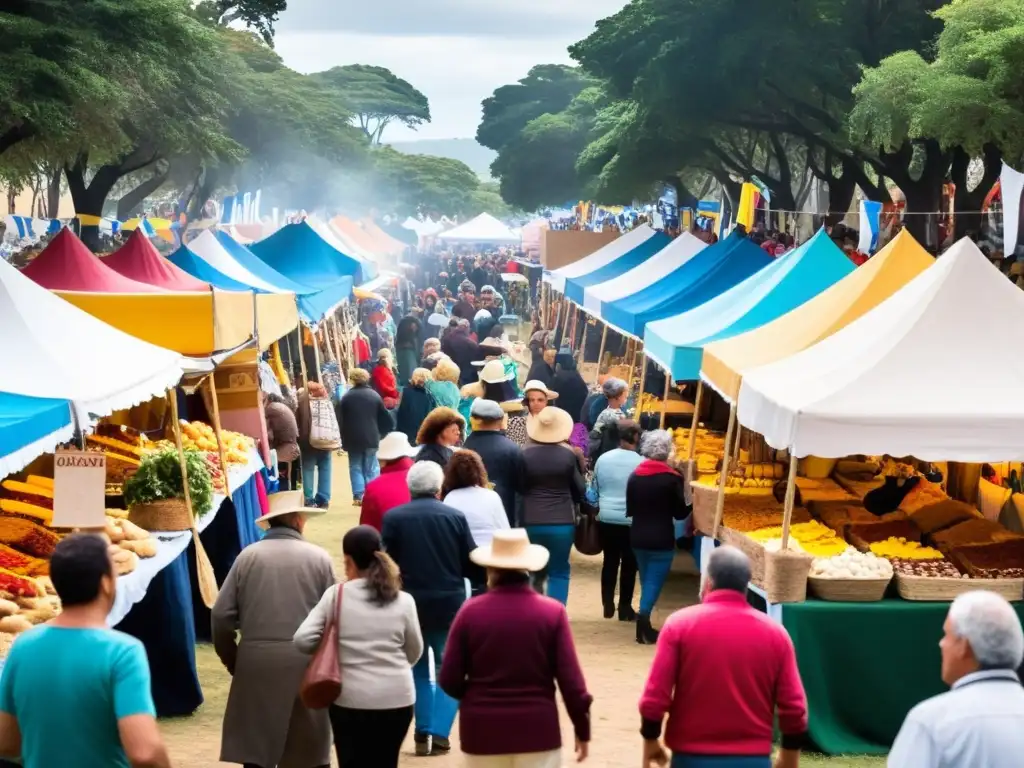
left=0, top=534, right=171, bottom=768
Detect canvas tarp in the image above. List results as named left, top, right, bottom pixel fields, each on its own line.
left=0, top=393, right=74, bottom=478
left=251, top=220, right=368, bottom=288
left=545, top=225, right=662, bottom=294
left=583, top=232, right=706, bottom=317
left=644, top=229, right=854, bottom=381
left=438, top=213, right=519, bottom=244
left=738, top=239, right=1024, bottom=462
left=702, top=230, right=934, bottom=403
left=601, top=233, right=772, bottom=338
left=23, top=228, right=165, bottom=293
left=103, top=229, right=210, bottom=292
left=563, top=230, right=671, bottom=304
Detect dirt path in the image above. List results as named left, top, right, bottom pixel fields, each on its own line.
left=159, top=454, right=881, bottom=768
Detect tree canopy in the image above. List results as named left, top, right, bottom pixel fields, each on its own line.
left=313, top=65, right=431, bottom=144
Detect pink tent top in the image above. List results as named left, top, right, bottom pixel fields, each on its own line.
left=22, top=229, right=165, bottom=293
left=104, top=229, right=210, bottom=292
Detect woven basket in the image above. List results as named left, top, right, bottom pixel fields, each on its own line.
left=720, top=527, right=767, bottom=582
left=690, top=480, right=731, bottom=536
left=808, top=575, right=891, bottom=602
left=128, top=498, right=192, bottom=532
left=896, top=573, right=1024, bottom=602
left=720, top=528, right=812, bottom=603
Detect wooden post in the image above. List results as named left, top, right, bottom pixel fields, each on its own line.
left=711, top=404, right=738, bottom=539
left=568, top=306, right=579, bottom=351
left=330, top=316, right=346, bottom=378
left=207, top=376, right=231, bottom=497
left=732, top=421, right=743, bottom=473
left=781, top=453, right=799, bottom=551
left=577, top=314, right=589, bottom=364
left=296, top=326, right=308, bottom=385
left=311, top=326, right=323, bottom=383
left=635, top=348, right=647, bottom=419
left=561, top=302, right=572, bottom=347
left=686, top=380, right=704, bottom=459
left=540, top=282, right=548, bottom=330
left=597, top=324, right=609, bottom=370
left=659, top=369, right=671, bottom=429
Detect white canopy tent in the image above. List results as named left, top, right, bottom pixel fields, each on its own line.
left=0, top=257, right=184, bottom=423
left=438, top=213, right=520, bottom=244
left=582, top=232, right=706, bottom=316
left=543, top=225, right=658, bottom=294
left=738, top=239, right=1024, bottom=461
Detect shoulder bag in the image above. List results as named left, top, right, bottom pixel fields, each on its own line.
left=299, top=584, right=343, bottom=709
left=308, top=396, right=342, bottom=450
left=574, top=499, right=603, bottom=556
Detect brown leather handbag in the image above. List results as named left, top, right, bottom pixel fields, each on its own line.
left=299, top=585, right=343, bottom=709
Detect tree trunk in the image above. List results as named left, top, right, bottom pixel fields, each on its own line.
left=883, top=141, right=950, bottom=250
left=5, top=187, right=14, bottom=215
left=115, top=167, right=170, bottom=221
left=826, top=173, right=857, bottom=227
left=46, top=168, right=61, bottom=219
left=951, top=143, right=1001, bottom=241
left=666, top=176, right=699, bottom=211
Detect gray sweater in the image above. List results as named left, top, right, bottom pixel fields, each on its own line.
left=293, top=579, right=423, bottom=710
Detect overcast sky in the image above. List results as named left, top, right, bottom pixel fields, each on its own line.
left=274, top=0, right=627, bottom=142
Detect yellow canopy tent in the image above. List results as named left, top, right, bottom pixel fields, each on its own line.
left=701, top=229, right=935, bottom=402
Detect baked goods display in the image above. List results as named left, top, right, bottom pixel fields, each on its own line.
left=869, top=538, right=943, bottom=560
left=846, top=519, right=922, bottom=549
left=749, top=521, right=849, bottom=557
left=891, top=558, right=963, bottom=578
left=810, top=549, right=894, bottom=579
left=948, top=540, right=1024, bottom=579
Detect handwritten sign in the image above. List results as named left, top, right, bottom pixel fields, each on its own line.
left=53, top=450, right=107, bottom=529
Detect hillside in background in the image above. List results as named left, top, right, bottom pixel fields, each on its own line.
left=388, top=138, right=496, bottom=180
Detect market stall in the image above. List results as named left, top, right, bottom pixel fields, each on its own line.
left=104, top=229, right=212, bottom=292
left=437, top=212, right=521, bottom=245
left=543, top=224, right=660, bottom=294
left=250, top=219, right=372, bottom=288
left=0, top=395, right=73, bottom=478
left=687, top=237, right=1024, bottom=754
left=562, top=226, right=671, bottom=304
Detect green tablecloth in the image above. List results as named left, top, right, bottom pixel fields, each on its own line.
left=782, top=598, right=1024, bottom=754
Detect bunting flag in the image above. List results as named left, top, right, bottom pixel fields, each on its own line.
left=1001, top=162, right=1024, bottom=252
left=736, top=183, right=759, bottom=230
left=858, top=200, right=883, bottom=253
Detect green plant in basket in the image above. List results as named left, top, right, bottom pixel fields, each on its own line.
left=124, top=446, right=214, bottom=517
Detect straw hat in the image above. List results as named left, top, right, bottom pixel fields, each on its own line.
left=523, top=380, right=558, bottom=400
left=470, top=528, right=549, bottom=572
left=377, top=432, right=419, bottom=461
left=255, top=491, right=326, bottom=529
left=478, top=359, right=513, bottom=384
left=526, top=406, right=573, bottom=444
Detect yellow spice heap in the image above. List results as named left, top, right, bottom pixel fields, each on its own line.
left=748, top=520, right=849, bottom=558
left=869, top=537, right=943, bottom=560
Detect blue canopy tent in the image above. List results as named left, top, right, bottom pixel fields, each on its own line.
left=168, top=245, right=264, bottom=292
left=602, top=233, right=772, bottom=338
left=563, top=229, right=671, bottom=304
left=0, top=393, right=74, bottom=478
left=250, top=221, right=374, bottom=289
left=643, top=229, right=855, bottom=381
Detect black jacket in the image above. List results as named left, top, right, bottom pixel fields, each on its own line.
left=416, top=442, right=454, bottom=468
left=581, top=392, right=607, bottom=431
left=336, top=384, right=394, bottom=453
left=462, top=430, right=525, bottom=525
left=395, top=385, right=436, bottom=444
left=526, top=359, right=555, bottom=387
left=381, top=496, right=477, bottom=630
left=441, top=330, right=483, bottom=386
left=521, top=443, right=585, bottom=527
left=626, top=460, right=689, bottom=550
left=549, top=370, right=589, bottom=425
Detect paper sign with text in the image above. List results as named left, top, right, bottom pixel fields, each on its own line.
left=53, top=450, right=107, bottom=529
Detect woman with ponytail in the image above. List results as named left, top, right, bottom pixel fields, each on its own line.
left=294, top=525, right=423, bottom=768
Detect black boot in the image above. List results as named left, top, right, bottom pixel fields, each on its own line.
left=618, top=604, right=637, bottom=622
left=603, top=602, right=615, bottom=619
left=636, top=614, right=660, bottom=645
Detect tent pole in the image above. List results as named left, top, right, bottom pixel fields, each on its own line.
left=577, top=315, right=589, bottom=365
left=330, top=316, right=346, bottom=379
left=597, top=324, right=609, bottom=372
left=296, top=326, right=308, bottom=386
left=781, top=454, right=799, bottom=551
left=207, top=376, right=231, bottom=497
left=732, top=420, right=743, bottom=473
left=686, top=381, right=704, bottom=459
left=312, top=327, right=324, bottom=384
left=635, top=347, right=647, bottom=421
left=711, top=404, right=737, bottom=540
left=659, top=369, right=671, bottom=429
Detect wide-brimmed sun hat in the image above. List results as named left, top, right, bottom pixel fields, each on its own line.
left=255, top=491, right=326, bottom=529
left=470, top=528, right=549, bottom=572
left=377, top=432, right=419, bottom=461
left=478, top=359, right=513, bottom=384
left=523, top=380, right=558, bottom=400
left=526, top=406, right=573, bottom=444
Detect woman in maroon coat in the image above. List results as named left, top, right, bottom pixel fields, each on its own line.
left=438, top=529, right=593, bottom=767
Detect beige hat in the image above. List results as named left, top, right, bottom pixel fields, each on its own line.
left=470, top=528, right=549, bottom=572
left=377, top=432, right=419, bottom=461
left=526, top=406, right=573, bottom=444
left=478, top=359, right=513, bottom=384
left=255, top=491, right=326, bottom=529
left=523, top=379, right=558, bottom=400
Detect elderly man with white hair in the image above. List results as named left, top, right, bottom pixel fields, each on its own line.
left=381, top=461, right=477, bottom=758
left=888, top=590, right=1024, bottom=768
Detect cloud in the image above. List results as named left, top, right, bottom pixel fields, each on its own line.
left=276, top=0, right=625, bottom=39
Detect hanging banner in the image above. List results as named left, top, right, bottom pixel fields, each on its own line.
left=1000, top=162, right=1024, bottom=252
left=858, top=200, right=883, bottom=253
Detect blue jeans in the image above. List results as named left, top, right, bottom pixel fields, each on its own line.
left=412, top=628, right=459, bottom=739
left=347, top=450, right=379, bottom=500
left=672, top=755, right=771, bottom=768
left=526, top=524, right=575, bottom=605
left=301, top=448, right=333, bottom=506
left=635, top=548, right=674, bottom=615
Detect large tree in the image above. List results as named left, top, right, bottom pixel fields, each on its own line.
left=313, top=65, right=430, bottom=144
left=194, top=0, right=287, bottom=44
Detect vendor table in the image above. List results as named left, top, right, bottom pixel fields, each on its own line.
left=114, top=450, right=266, bottom=716
left=696, top=535, right=1024, bottom=755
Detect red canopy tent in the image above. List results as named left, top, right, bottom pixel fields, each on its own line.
left=22, top=229, right=165, bottom=293
left=104, top=229, right=210, bottom=292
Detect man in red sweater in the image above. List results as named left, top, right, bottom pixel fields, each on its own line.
left=359, top=432, right=417, bottom=531
left=638, top=546, right=807, bottom=768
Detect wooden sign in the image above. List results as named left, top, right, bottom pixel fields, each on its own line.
left=53, top=450, right=107, bottom=529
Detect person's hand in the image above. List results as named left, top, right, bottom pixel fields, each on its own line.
left=642, top=739, right=668, bottom=767
left=575, top=738, right=588, bottom=762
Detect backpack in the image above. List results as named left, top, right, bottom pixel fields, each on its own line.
left=308, top=396, right=342, bottom=450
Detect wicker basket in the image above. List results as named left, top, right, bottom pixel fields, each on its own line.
left=128, top=498, right=193, bottom=532
left=720, top=528, right=813, bottom=603
left=808, top=575, right=891, bottom=602
left=896, top=572, right=1024, bottom=602
left=690, top=480, right=733, bottom=536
